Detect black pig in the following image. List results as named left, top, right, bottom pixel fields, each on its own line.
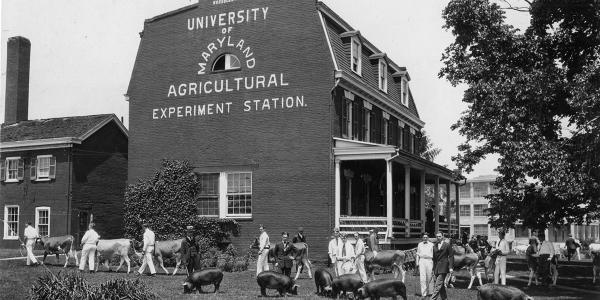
left=314, top=268, right=334, bottom=296
left=331, top=273, right=363, bottom=299
left=182, top=268, right=223, bottom=294
left=357, top=278, right=407, bottom=300
left=256, top=271, right=299, bottom=297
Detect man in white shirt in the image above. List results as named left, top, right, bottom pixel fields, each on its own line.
left=137, top=223, right=156, bottom=276
left=416, top=233, right=434, bottom=299
left=328, top=229, right=341, bottom=276
left=79, top=222, right=100, bottom=272
left=494, top=230, right=510, bottom=285
left=353, top=232, right=368, bottom=282
left=256, top=224, right=270, bottom=276
left=337, top=233, right=356, bottom=275
left=23, top=222, right=40, bottom=266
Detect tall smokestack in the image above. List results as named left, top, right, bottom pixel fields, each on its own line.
left=4, top=36, right=31, bottom=124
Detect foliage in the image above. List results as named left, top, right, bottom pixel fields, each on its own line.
left=123, top=159, right=240, bottom=245
left=415, top=130, right=442, bottom=162
left=440, top=0, right=600, bottom=229
left=197, top=244, right=249, bottom=272
left=30, top=271, right=157, bottom=300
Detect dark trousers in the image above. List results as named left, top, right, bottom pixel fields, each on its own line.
left=538, top=254, right=551, bottom=285
left=567, top=249, right=576, bottom=261
left=279, top=266, right=291, bottom=277
left=431, top=273, right=448, bottom=300
left=187, top=255, right=197, bottom=274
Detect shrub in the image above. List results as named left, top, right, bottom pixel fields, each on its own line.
left=30, top=271, right=157, bottom=300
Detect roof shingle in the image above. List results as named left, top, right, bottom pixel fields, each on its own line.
left=1, top=114, right=114, bottom=143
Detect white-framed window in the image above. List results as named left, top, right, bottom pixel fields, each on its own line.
left=473, top=204, right=487, bottom=216
left=212, top=53, right=241, bottom=72
left=473, top=224, right=488, bottom=236
left=196, top=171, right=253, bottom=219
left=3, top=205, right=19, bottom=240
left=378, top=59, right=388, bottom=92
left=459, top=184, right=471, bottom=199
left=397, top=121, right=404, bottom=148
left=226, top=172, right=252, bottom=217
left=197, top=173, right=220, bottom=217
left=35, top=207, right=50, bottom=237
left=30, top=155, right=56, bottom=181
left=350, top=37, right=362, bottom=75
left=401, top=78, right=409, bottom=107
left=473, top=182, right=489, bottom=198
left=342, top=99, right=353, bottom=138
left=3, top=157, right=23, bottom=183
left=459, top=205, right=470, bottom=217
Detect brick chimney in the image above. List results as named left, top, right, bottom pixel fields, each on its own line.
left=4, top=36, right=31, bottom=124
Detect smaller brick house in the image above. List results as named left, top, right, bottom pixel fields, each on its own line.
left=0, top=37, right=128, bottom=248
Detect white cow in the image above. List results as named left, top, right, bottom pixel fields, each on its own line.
left=95, top=239, right=134, bottom=273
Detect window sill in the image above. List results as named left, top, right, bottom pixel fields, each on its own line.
left=34, top=178, right=51, bottom=182
left=225, top=215, right=252, bottom=220
left=3, top=236, right=18, bottom=240
left=351, top=70, right=362, bottom=77
left=4, top=179, right=19, bottom=183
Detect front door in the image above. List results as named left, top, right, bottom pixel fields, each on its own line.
left=77, top=211, right=90, bottom=246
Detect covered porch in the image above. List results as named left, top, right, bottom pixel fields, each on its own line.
left=333, top=138, right=459, bottom=246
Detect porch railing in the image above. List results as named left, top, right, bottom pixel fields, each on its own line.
left=391, top=218, right=407, bottom=238
left=409, top=220, right=423, bottom=238
left=439, top=222, right=449, bottom=233
left=339, top=216, right=387, bottom=239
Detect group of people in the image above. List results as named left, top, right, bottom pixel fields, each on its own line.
left=255, top=224, right=311, bottom=279
left=326, top=228, right=379, bottom=282
left=416, top=232, right=456, bottom=300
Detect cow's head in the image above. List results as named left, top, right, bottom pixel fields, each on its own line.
left=250, top=237, right=259, bottom=249
left=34, top=237, right=44, bottom=247
left=322, top=285, right=332, bottom=297
left=287, top=280, right=298, bottom=295
left=356, top=287, right=367, bottom=299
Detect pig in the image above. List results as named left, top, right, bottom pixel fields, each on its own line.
left=314, top=268, right=334, bottom=296
left=477, top=283, right=534, bottom=300
left=331, top=273, right=364, bottom=299
left=356, top=278, right=407, bottom=300
left=182, top=268, right=223, bottom=294
left=256, top=271, right=299, bottom=297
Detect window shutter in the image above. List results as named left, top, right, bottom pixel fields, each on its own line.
left=341, top=100, right=348, bottom=137
left=17, top=159, right=25, bottom=180
left=49, top=157, right=57, bottom=179
left=30, top=158, right=37, bottom=180
left=352, top=102, right=360, bottom=140
left=0, top=161, right=5, bottom=181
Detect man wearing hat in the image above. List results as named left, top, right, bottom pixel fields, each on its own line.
left=564, top=233, right=578, bottom=261
left=182, top=225, right=199, bottom=274
left=328, top=228, right=341, bottom=276
left=256, top=224, right=270, bottom=276
left=137, top=222, right=156, bottom=276
left=336, top=233, right=356, bottom=275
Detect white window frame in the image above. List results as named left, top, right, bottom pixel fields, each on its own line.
left=5, top=157, right=20, bottom=183
left=459, top=205, right=470, bottom=217
left=378, top=59, right=388, bottom=92
left=401, top=78, right=409, bottom=107
left=350, top=36, right=362, bottom=75
left=473, top=204, right=488, bottom=217
left=3, top=205, right=19, bottom=240
left=35, top=207, right=50, bottom=237
left=36, top=155, right=52, bottom=181
left=220, top=172, right=252, bottom=219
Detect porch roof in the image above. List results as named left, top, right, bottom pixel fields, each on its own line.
left=333, top=137, right=456, bottom=181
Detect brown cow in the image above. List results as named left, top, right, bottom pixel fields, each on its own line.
left=154, top=239, right=185, bottom=275
left=35, top=235, right=78, bottom=267
left=451, top=244, right=485, bottom=289
left=94, top=239, right=133, bottom=273
left=364, top=249, right=406, bottom=282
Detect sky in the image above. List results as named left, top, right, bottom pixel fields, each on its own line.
left=0, top=0, right=531, bottom=179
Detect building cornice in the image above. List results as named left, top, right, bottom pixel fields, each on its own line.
left=0, top=138, right=79, bottom=152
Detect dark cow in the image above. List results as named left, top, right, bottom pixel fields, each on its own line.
left=477, top=283, right=533, bottom=300
left=35, top=235, right=78, bottom=267
left=94, top=239, right=133, bottom=273
left=256, top=271, right=299, bottom=297
left=364, top=249, right=406, bottom=282
left=314, top=268, right=334, bottom=296
left=331, top=273, right=364, bottom=299
left=183, top=268, right=223, bottom=294
left=154, top=239, right=185, bottom=275
left=357, top=278, right=407, bottom=300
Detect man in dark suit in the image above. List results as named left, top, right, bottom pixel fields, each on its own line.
left=181, top=225, right=199, bottom=274
left=274, top=232, right=295, bottom=277
left=432, top=232, right=454, bottom=300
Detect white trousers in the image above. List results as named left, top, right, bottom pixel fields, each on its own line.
left=494, top=256, right=507, bottom=285
left=256, top=249, right=269, bottom=275
left=79, top=244, right=97, bottom=271
left=419, top=259, right=434, bottom=296
left=25, top=239, right=38, bottom=265
left=138, top=247, right=156, bottom=274
left=356, top=255, right=368, bottom=282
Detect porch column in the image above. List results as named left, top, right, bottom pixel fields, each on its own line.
left=434, top=175, right=440, bottom=234
left=335, top=159, right=341, bottom=229
left=386, top=159, right=393, bottom=239
left=420, top=171, right=426, bottom=233
left=404, top=166, right=410, bottom=220
left=344, top=169, right=354, bottom=216
left=446, top=181, right=451, bottom=234
left=455, top=183, right=460, bottom=232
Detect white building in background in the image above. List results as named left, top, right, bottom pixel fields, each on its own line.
left=459, top=175, right=599, bottom=245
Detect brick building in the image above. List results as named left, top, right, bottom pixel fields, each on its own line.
left=127, top=0, right=459, bottom=254
left=0, top=36, right=128, bottom=248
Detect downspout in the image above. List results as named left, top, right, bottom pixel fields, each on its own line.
left=66, top=146, right=72, bottom=236
left=330, top=77, right=339, bottom=231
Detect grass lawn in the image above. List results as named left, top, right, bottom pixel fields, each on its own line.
left=1, top=254, right=599, bottom=299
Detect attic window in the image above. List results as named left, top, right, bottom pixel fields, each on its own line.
left=350, top=37, right=362, bottom=75
left=378, top=59, right=388, bottom=93
left=212, top=54, right=241, bottom=72
left=401, top=78, right=409, bottom=107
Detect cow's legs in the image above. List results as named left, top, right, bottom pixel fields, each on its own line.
left=55, top=253, right=60, bottom=265
left=172, top=257, right=181, bottom=276
left=72, top=249, right=79, bottom=267
left=467, top=269, right=475, bottom=289
left=157, top=255, right=169, bottom=275
left=392, top=264, right=406, bottom=283
left=63, top=252, right=69, bottom=268
left=115, top=257, right=125, bottom=273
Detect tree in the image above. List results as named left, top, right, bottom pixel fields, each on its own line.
left=416, top=130, right=442, bottom=162
left=440, top=0, right=600, bottom=230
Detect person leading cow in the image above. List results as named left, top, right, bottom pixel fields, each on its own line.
left=432, top=232, right=453, bottom=300
left=79, top=222, right=100, bottom=273
left=256, top=224, right=270, bottom=276
left=23, top=222, right=40, bottom=266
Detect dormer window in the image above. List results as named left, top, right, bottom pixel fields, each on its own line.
left=351, top=37, right=362, bottom=75
left=378, top=59, right=388, bottom=92
left=212, top=53, right=241, bottom=72
left=401, top=77, right=409, bottom=107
